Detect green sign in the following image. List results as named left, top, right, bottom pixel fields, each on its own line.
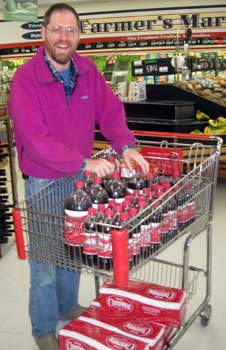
left=3, top=0, right=38, bottom=22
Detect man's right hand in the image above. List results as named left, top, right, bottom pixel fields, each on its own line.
left=85, top=158, right=115, bottom=177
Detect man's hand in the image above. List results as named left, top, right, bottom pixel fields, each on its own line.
left=85, top=158, right=115, bottom=177
left=122, top=148, right=149, bottom=175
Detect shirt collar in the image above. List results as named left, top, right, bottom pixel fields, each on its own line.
left=44, top=50, right=78, bottom=82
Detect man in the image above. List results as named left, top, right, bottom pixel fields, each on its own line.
left=9, top=3, right=149, bottom=350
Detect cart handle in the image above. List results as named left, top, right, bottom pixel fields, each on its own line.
left=12, top=208, right=26, bottom=260
left=133, top=130, right=217, bottom=140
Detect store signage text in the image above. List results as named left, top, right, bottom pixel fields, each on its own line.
left=80, top=14, right=226, bottom=35
left=1, top=6, right=226, bottom=54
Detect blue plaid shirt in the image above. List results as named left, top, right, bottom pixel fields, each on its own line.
left=44, top=52, right=78, bottom=103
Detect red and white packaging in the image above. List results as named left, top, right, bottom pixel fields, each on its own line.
left=98, top=279, right=186, bottom=328
left=81, top=302, right=165, bottom=350
left=59, top=318, right=151, bottom=350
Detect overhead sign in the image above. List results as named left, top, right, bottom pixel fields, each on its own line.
left=0, top=5, right=226, bottom=54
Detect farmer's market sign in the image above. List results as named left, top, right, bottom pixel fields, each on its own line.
left=0, top=5, right=226, bottom=54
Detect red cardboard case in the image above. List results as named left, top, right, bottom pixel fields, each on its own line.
left=81, top=302, right=166, bottom=350
left=59, top=318, right=152, bottom=350
left=98, top=279, right=186, bottom=328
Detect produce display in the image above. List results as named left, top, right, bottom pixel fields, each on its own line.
left=178, top=76, right=226, bottom=106
left=191, top=114, right=226, bottom=135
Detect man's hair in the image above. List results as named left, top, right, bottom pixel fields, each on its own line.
left=42, top=2, right=80, bottom=28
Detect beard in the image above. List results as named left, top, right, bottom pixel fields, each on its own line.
left=45, top=40, right=75, bottom=66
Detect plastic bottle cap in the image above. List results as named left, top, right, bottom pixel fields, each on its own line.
left=75, top=181, right=84, bottom=188
left=138, top=201, right=147, bottom=208
left=108, top=199, right=116, bottom=208
left=94, top=176, right=102, bottom=184
left=133, top=190, right=140, bottom=196
left=97, top=204, right=106, bottom=211
left=111, top=172, right=120, bottom=179
left=105, top=208, right=114, bottom=217
left=120, top=212, right=129, bottom=221
left=84, top=170, right=93, bottom=176
left=129, top=207, right=138, bottom=216
left=114, top=204, right=123, bottom=212
left=88, top=208, right=97, bottom=215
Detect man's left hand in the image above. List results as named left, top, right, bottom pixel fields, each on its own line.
left=122, top=148, right=149, bottom=175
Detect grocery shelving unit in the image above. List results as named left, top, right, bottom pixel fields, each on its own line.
left=0, top=104, right=17, bottom=257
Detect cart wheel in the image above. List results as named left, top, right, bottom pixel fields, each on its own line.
left=200, top=304, right=212, bottom=327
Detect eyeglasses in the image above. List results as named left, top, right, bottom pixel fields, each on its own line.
left=46, top=26, right=79, bottom=37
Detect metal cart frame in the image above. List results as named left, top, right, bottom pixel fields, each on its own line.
left=12, top=131, right=222, bottom=349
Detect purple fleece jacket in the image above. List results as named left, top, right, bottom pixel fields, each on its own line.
left=9, top=46, right=135, bottom=179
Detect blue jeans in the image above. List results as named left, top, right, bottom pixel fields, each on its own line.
left=25, top=176, right=80, bottom=338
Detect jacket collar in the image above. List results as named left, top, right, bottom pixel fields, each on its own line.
left=35, top=46, right=88, bottom=84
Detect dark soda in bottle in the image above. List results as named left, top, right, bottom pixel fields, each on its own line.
left=88, top=176, right=109, bottom=209
left=127, top=165, right=146, bottom=194
left=64, top=181, right=92, bottom=261
left=83, top=208, right=98, bottom=267
left=105, top=172, right=127, bottom=203
left=97, top=208, right=114, bottom=271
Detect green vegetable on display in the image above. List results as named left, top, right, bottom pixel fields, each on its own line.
left=196, top=110, right=210, bottom=121
left=191, top=116, right=226, bottom=135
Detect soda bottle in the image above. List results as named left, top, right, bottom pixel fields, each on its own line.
left=161, top=202, right=170, bottom=244
left=97, top=208, right=114, bottom=271
left=185, top=184, right=196, bottom=226
left=128, top=207, right=141, bottom=267
left=138, top=200, right=151, bottom=260
left=127, top=165, right=146, bottom=194
left=122, top=200, right=131, bottom=213
left=105, top=172, right=127, bottom=203
left=177, top=192, right=187, bottom=231
left=83, top=208, right=98, bottom=267
left=84, top=170, right=94, bottom=191
left=88, top=176, right=109, bottom=209
left=149, top=206, right=162, bottom=254
left=167, top=198, right=178, bottom=239
left=144, top=172, right=154, bottom=188
left=64, top=181, right=92, bottom=261
left=113, top=203, right=123, bottom=222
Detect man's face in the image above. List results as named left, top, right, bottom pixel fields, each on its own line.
left=41, top=10, right=80, bottom=71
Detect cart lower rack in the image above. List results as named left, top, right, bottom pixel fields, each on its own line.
left=12, top=132, right=222, bottom=349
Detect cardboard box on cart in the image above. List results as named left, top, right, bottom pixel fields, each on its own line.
left=59, top=317, right=153, bottom=350
left=98, top=279, right=186, bottom=329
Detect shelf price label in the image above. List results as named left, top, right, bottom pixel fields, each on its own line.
left=132, top=58, right=176, bottom=77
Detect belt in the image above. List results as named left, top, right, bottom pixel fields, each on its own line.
left=22, top=173, right=29, bottom=180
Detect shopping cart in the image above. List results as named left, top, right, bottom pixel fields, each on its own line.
left=12, top=131, right=222, bottom=349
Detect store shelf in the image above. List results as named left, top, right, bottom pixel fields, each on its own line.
left=0, top=106, right=17, bottom=257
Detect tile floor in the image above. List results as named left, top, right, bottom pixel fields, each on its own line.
left=0, top=169, right=226, bottom=350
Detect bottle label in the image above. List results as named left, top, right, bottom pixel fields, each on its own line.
left=64, top=209, right=87, bottom=246
left=162, top=213, right=170, bottom=235
left=83, top=232, right=98, bottom=254
left=187, top=201, right=196, bottom=221
left=92, top=203, right=108, bottom=210
left=128, top=238, right=134, bottom=261
left=114, top=198, right=125, bottom=204
left=127, top=188, right=143, bottom=195
left=168, top=210, right=178, bottom=231
left=132, top=233, right=141, bottom=255
left=150, top=223, right=161, bottom=243
left=97, top=233, right=112, bottom=258
left=140, top=224, right=151, bottom=247
left=177, top=205, right=187, bottom=224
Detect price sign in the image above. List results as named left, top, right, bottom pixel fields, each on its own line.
left=132, top=58, right=175, bottom=77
